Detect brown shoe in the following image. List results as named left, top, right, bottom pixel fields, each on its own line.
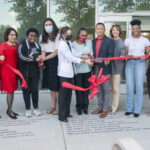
left=52, top=110, right=58, bottom=115
left=91, top=108, right=103, bottom=114
left=47, top=107, right=56, bottom=114
left=100, top=111, right=108, bottom=118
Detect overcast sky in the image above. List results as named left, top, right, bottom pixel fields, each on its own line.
left=0, top=0, right=66, bottom=29
left=0, top=0, right=20, bottom=29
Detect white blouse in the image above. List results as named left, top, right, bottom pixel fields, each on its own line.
left=39, top=34, right=60, bottom=53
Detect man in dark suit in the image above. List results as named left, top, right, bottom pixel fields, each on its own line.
left=91, top=22, right=114, bottom=118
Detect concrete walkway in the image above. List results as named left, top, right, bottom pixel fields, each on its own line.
left=0, top=90, right=150, bottom=150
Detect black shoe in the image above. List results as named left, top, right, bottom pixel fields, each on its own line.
left=59, top=118, right=68, bottom=123
left=0, top=115, right=1, bottom=118
left=7, top=110, right=17, bottom=119
left=125, top=112, right=133, bottom=116
left=67, top=114, right=73, bottom=118
left=134, top=113, right=140, bottom=118
left=13, top=112, right=19, bottom=116
left=83, top=109, right=88, bottom=115
left=7, top=110, right=19, bottom=116
left=77, top=110, right=82, bottom=115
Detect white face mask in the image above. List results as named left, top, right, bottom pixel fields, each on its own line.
left=45, top=26, right=53, bottom=33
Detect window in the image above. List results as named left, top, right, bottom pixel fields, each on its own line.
left=49, top=0, right=95, bottom=39
left=98, top=0, right=150, bottom=13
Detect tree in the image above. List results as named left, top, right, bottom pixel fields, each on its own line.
left=54, top=0, right=95, bottom=38
left=0, top=25, right=11, bottom=43
left=98, top=0, right=150, bottom=13
left=7, top=0, right=47, bottom=42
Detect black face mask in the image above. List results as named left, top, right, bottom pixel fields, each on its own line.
left=65, top=35, right=72, bottom=41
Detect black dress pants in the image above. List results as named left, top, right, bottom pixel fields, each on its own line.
left=74, top=72, right=91, bottom=111
left=58, top=77, right=73, bottom=120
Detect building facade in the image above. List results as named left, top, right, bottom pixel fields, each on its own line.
left=0, top=0, right=150, bottom=90
left=47, top=0, right=150, bottom=40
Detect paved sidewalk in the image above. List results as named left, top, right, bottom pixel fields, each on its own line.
left=0, top=90, right=150, bottom=150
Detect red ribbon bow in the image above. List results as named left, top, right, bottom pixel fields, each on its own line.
left=62, top=68, right=110, bottom=99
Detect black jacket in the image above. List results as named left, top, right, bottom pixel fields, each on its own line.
left=17, top=39, right=41, bottom=81
left=92, top=35, right=115, bottom=75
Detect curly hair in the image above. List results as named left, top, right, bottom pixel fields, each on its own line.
left=26, top=28, right=39, bottom=36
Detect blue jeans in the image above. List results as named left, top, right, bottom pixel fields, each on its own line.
left=125, top=60, right=146, bottom=114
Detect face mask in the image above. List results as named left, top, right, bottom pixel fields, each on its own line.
left=79, top=37, right=86, bottom=43
left=65, top=35, right=72, bottom=41
left=45, top=26, right=53, bottom=33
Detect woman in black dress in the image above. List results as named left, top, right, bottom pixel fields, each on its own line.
left=40, top=18, right=60, bottom=115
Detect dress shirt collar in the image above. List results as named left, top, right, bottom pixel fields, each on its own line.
left=97, top=35, right=104, bottom=40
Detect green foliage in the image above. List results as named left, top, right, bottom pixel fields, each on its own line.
left=3, top=0, right=150, bottom=42
left=99, top=0, right=150, bottom=13
left=7, top=0, right=47, bottom=42
left=0, top=25, right=11, bottom=43
left=54, top=0, right=95, bottom=39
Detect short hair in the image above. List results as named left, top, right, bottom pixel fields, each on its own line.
left=26, top=28, right=39, bottom=36
left=60, top=26, right=71, bottom=39
left=96, top=22, right=105, bottom=29
left=110, top=24, right=122, bottom=38
left=130, top=19, right=141, bottom=26
left=76, top=28, right=88, bottom=40
left=4, top=27, right=18, bottom=41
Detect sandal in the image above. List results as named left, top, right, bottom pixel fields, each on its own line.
left=52, top=110, right=58, bottom=115
left=110, top=109, right=118, bottom=115
left=47, top=107, right=56, bottom=114
left=111, top=111, right=116, bottom=115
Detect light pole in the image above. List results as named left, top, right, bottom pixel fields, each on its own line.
left=47, top=0, right=50, bottom=18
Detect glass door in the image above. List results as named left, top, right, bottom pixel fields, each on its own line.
left=104, top=22, right=127, bottom=39
left=98, top=16, right=132, bottom=39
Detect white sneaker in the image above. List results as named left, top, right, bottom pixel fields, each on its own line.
left=33, top=109, right=42, bottom=116
left=26, top=110, right=32, bottom=118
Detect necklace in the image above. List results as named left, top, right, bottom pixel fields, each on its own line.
left=132, top=37, right=140, bottom=46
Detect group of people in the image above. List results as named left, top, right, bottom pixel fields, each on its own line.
left=0, top=18, right=149, bottom=123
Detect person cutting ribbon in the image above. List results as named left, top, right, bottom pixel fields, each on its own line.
left=91, top=23, right=115, bottom=118
left=57, top=26, right=93, bottom=123
left=72, top=28, right=93, bottom=115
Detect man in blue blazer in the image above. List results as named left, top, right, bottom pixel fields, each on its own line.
left=91, top=22, right=114, bottom=118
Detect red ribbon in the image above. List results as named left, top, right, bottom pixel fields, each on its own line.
left=62, top=53, right=150, bottom=99
left=91, top=53, right=150, bottom=62
left=38, top=59, right=44, bottom=69
left=62, top=68, right=110, bottom=99
left=0, top=61, right=28, bottom=89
